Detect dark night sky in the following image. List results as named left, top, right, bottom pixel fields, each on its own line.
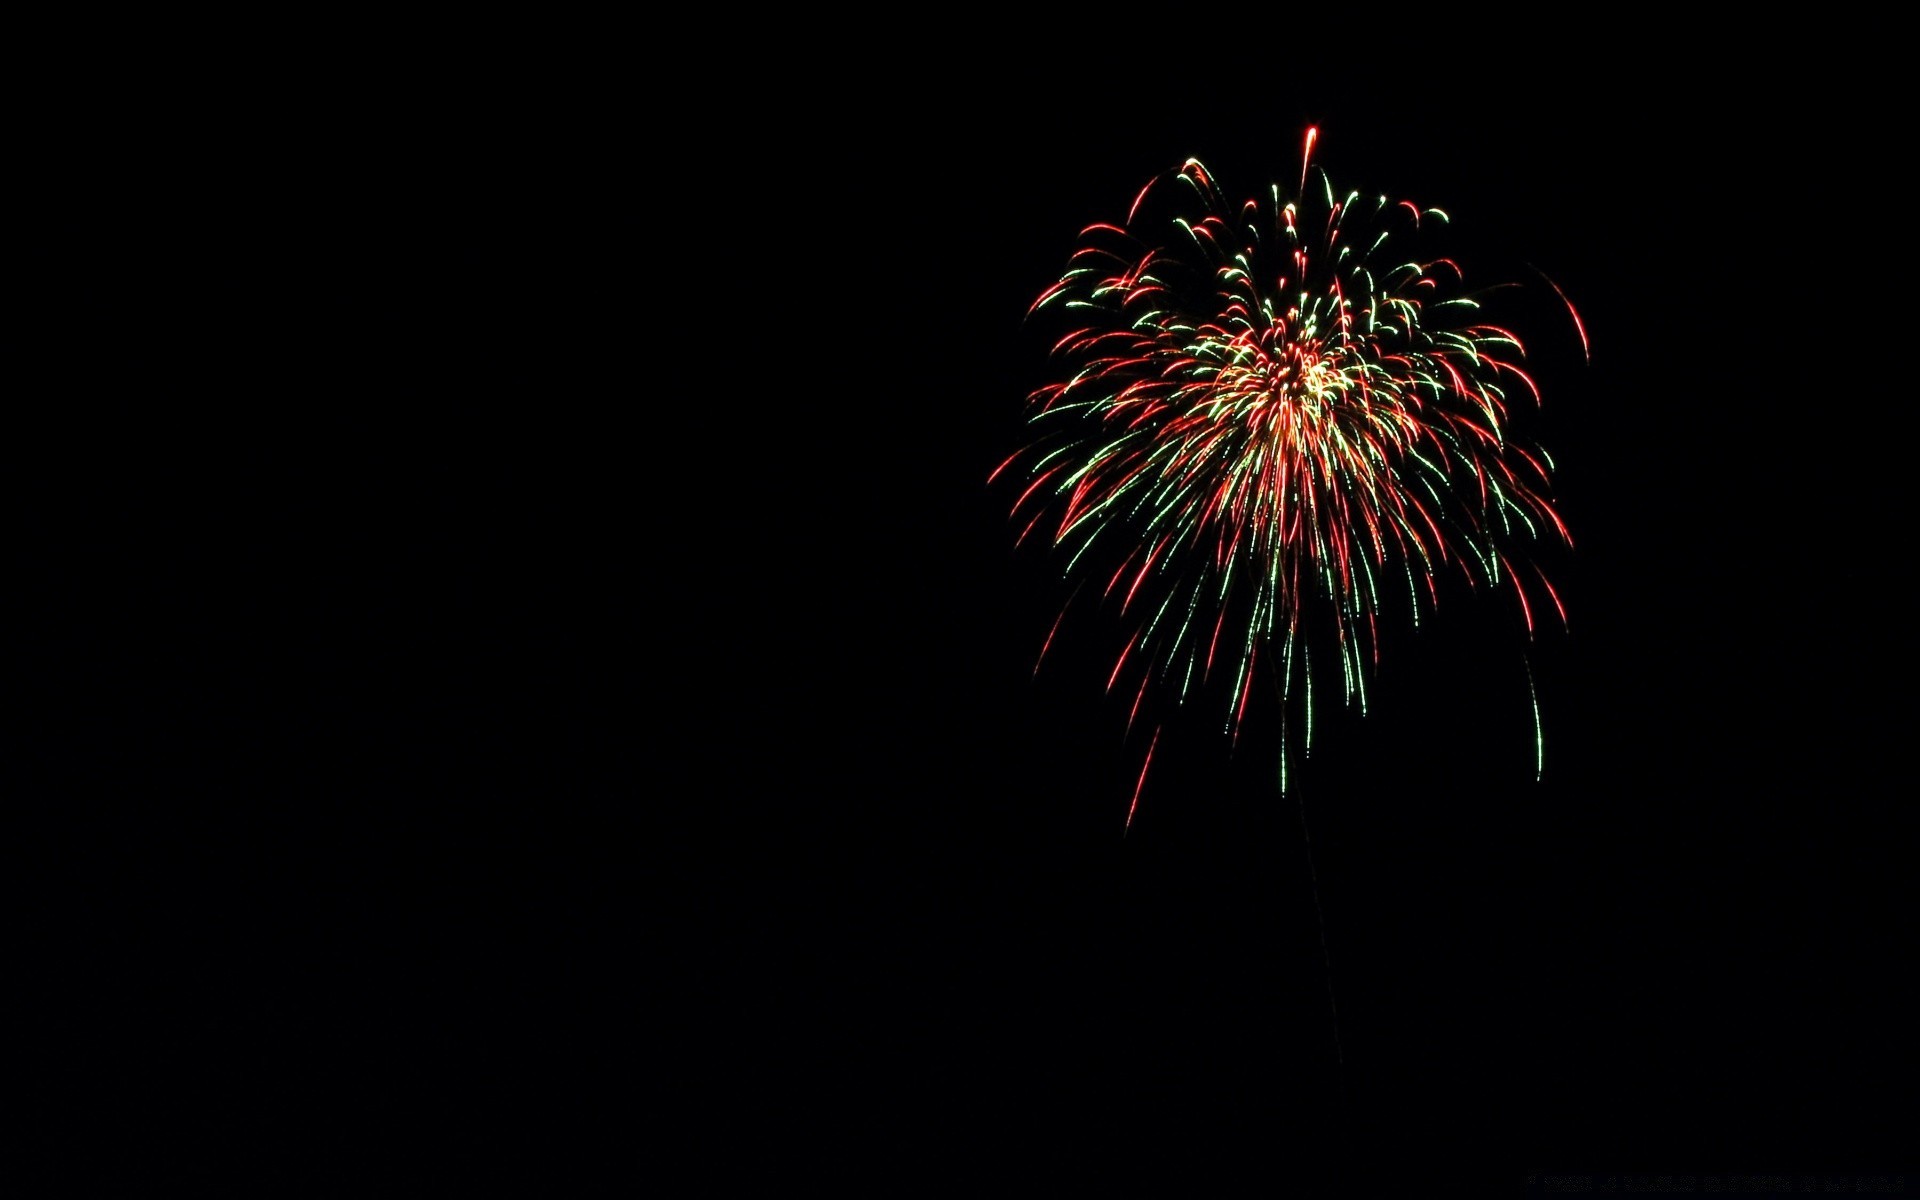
left=14, top=37, right=1913, bottom=1196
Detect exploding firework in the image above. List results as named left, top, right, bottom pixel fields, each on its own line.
left=990, top=128, right=1583, bottom=825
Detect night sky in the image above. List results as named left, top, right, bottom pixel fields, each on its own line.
left=17, top=40, right=1913, bottom=1196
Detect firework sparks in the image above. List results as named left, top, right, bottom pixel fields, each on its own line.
left=991, top=129, right=1580, bottom=823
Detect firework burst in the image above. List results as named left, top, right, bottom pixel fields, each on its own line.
left=991, top=129, right=1582, bottom=824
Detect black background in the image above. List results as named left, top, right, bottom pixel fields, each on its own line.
left=14, top=33, right=1913, bottom=1196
